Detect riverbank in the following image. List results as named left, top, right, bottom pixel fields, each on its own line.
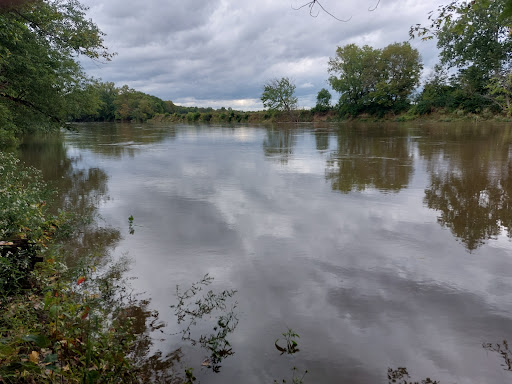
left=0, top=152, right=162, bottom=383
left=147, top=109, right=512, bottom=125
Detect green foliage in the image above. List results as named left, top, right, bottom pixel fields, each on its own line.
left=314, top=88, right=332, bottom=112
left=0, top=251, right=146, bottom=383
left=273, top=329, right=308, bottom=384
left=328, top=42, right=422, bottom=116
left=436, top=0, right=512, bottom=77
left=275, top=328, right=300, bottom=355
left=412, top=0, right=512, bottom=116
left=261, top=77, right=298, bottom=113
left=0, top=152, right=52, bottom=244
left=487, top=71, right=512, bottom=115
left=0, top=152, right=56, bottom=296
left=0, top=0, right=112, bottom=140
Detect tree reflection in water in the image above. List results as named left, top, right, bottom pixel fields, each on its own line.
left=419, top=125, right=512, bottom=251
left=263, top=127, right=297, bottom=164
left=325, top=125, right=413, bottom=193
left=483, top=340, right=512, bottom=372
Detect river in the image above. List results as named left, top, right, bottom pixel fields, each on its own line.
left=18, top=122, right=512, bottom=384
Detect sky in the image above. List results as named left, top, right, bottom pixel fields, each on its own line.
left=79, top=0, right=447, bottom=111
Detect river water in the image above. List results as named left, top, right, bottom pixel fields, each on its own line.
left=18, top=122, right=512, bottom=384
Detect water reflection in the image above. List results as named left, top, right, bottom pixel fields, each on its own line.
left=263, top=127, right=297, bottom=164
left=419, top=124, right=512, bottom=251
left=15, top=123, right=512, bottom=383
left=68, top=122, right=176, bottom=158
left=18, top=133, right=120, bottom=261
left=326, top=125, right=413, bottom=193
left=483, top=340, right=512, bottom=372
left=314, top=129, right=330, bottom=151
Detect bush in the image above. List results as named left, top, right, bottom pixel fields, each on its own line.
left=0, top=153, right=56, bottom=294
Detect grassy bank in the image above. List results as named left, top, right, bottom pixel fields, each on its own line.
left=147, top=108, right=512, bottom=125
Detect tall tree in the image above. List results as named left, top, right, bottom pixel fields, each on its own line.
left=314, top=88, right=332, bottom=112
left=328, top=44, right=380, bottom=115
left=261, top=77, right=298, bottom=114
left=328, top=42, right=422, bottom=116
left=0, top=0, right=112, bottom=146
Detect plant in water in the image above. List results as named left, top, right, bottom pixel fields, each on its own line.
left=387, top=367, right=439, bottom=384
left=275, top=328, right=300, bottom=355
left=274, top=366, right=309, bottom=384
left=171, top=274, right=238, bottom=373
left=128, top=215, right=135, bottom=235
left=273, top=329, right=308, bottom=384
left=127, top=215, right=143, bottom=235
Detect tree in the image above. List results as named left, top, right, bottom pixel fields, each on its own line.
left=328, top=44, right=380, bottom=115
left=374, top=42, right=423, bottom=111
left=0, top=0, right=112, bottom=146
left=328, top=42, right=422, bottom=116
left=314, top=88, right=332, bottom=112
left=261, top=77, right=298, bottom=113
left=411, top=0, right=512, bottom=39
left=436, top=0, right=512, bottom=78
left=412, top=0, right=512, bottom=114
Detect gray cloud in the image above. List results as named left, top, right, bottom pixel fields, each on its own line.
left=80, top=0, right=446, bottom=110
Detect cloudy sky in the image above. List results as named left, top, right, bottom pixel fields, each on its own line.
left=80, top=0, right=446, bottom=110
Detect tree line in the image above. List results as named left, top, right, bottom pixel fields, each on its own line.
left=263, top=0, right=512, bottom=119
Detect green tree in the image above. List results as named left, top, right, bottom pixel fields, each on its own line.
left=328, top=44, right=380, bottom=115
left=436, top=0, right=512, bottom=78
left=314, top=88, right=332, bottom=112
left=374, top=42, right=423, bottom=112
left=487, top=71, right=512, bottom=115
left=328, top=43, right=422, bottom=116
left=261, top=77, right=298, bottom=113
left=412, top=0, right=512, bottom=114
left=0, top=0, right=111, bottom=146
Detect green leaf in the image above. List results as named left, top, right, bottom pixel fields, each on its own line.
left=22, top=334, right=51, bottom=348
left=43, top=353, right=58, bottom=363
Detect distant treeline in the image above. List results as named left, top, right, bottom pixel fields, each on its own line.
left=74, top=81, right=279, bottom=124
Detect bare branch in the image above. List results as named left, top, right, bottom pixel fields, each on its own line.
left=369, top=0, right=381, bottom=12
left=292, top=0, right=351, bottom=22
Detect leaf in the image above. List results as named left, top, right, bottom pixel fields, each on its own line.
left=275, top=340, right=287, bottom=354
left=43, top=353, right=58, bottom=364
left=76, top=276, right=86, bottom=285
left=49, top=304, right=62, bottom=317
left=81, top=306, right=90, bottom=320
left=22, top=334, right=51, bottom=348
left=29, top=350, right=39, bottom=363
left=0, top=343, right=14, bottom=357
